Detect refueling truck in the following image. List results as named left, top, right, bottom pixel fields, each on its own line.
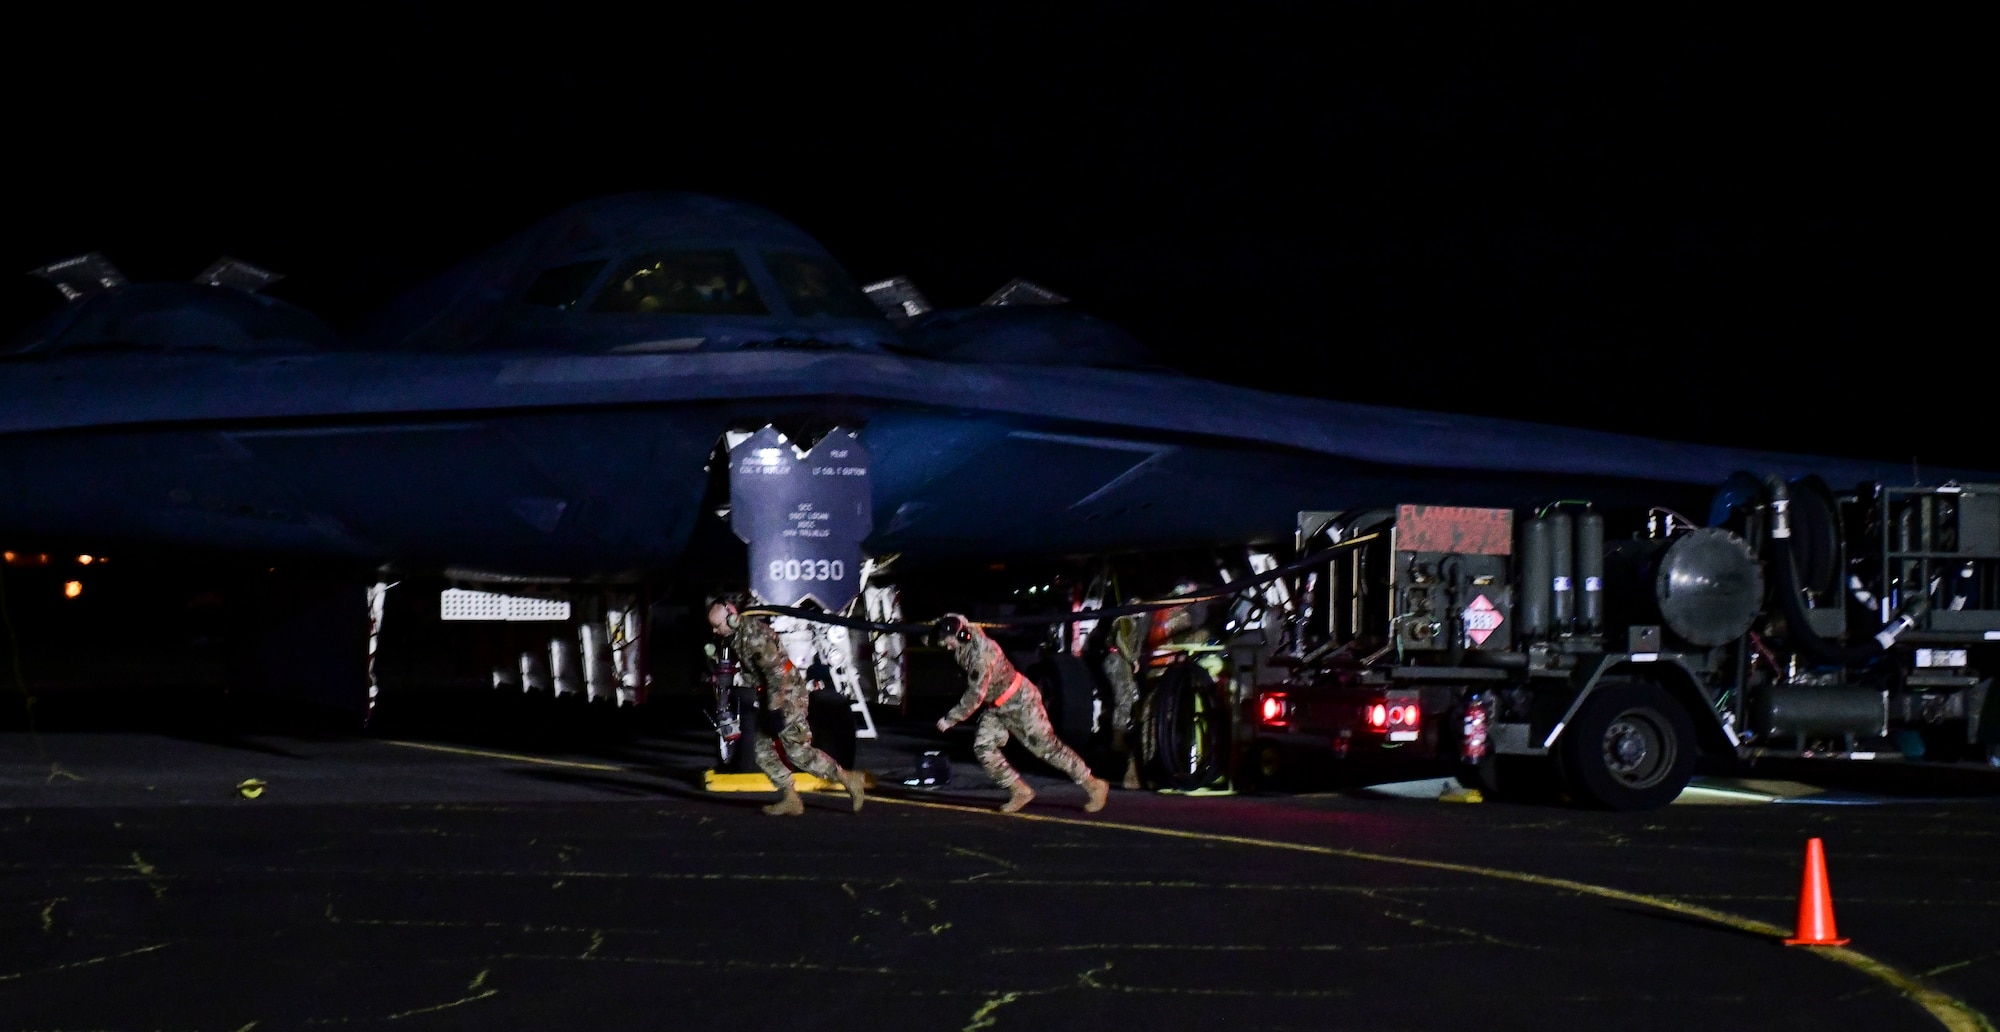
left=1233, top=475, right=2000, bottom=810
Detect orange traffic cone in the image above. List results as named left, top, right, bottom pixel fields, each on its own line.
left=1783, top=837, right=1850, bottom=946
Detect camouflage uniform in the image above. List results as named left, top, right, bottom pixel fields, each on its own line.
left=1102, top=613, right=1146, bottom=745
left=1101, top=612, right=1146, bottom=789
left=936, top=618, right=1103, bottom=810
left=733, top=615, right=849, bottom=793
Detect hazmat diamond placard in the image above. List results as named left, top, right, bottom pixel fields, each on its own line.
left=1464, top=594, right=1504, bottom=646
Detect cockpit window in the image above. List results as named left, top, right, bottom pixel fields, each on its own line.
left=521, top=260, right=606, bottom=310
left=764, top=251, right=879, bottom=319
left=590, top=251, right=767, bottom=315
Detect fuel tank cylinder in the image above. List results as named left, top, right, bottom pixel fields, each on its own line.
left=1576, top=510, right=1605, bottom=633
left=1519, top=516, right=1553, bottom=641
left=1753, top=683, right=1887, bottom=738
left=1549, top=512, right=1574, bottom=633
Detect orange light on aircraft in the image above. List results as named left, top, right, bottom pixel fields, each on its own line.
left=64, top=581, right=83, bottom=598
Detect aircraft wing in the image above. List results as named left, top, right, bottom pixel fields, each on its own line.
left=1, top=348, right=1954, bottom=488
left=4, top=347, right=1981, bottom=571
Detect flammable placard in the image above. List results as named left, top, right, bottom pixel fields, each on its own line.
left=1397, top=504, right=1514, bottom=555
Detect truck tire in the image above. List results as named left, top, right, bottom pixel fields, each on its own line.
left=1556, top=679, right=1696, bottom=811
left=1238, top=738, right=1289, bottom=793
left=1463, top=753, right=1566, bottom=804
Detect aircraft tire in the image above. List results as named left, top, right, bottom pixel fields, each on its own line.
left=807, top=689, right=858, bottom=771
left=723, top=683, right=762, bottom=774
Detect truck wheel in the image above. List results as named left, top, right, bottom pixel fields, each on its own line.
left=1917, top=725, right=1971, bottom=764
left=1463, top=754, right=1565, bottom=803
left=1238, top=739, right=1287, bottom=793
left=1557, top=679, right=1696, bottom=811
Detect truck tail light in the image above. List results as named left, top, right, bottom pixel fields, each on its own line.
left=1366, top=695, right=1422, bottom=741
left=1257, top=692, right=1290, bottom=727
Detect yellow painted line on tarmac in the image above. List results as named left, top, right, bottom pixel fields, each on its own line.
left=872, top=795, right=1993, bottom=1032
left=377, top=739, right=625, bottom=773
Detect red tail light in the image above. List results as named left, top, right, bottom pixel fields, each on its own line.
left=1258, top=692, right=1290, bottom=727
left=1367, top=696, right=1421, bottom=737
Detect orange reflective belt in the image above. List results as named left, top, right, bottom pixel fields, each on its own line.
left=990, top=672, right=1025, bottom=709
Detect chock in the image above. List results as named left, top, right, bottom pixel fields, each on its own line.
left=702, top=770, right=872, bottom=793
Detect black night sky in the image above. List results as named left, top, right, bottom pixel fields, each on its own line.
left=6, top=8, right=1986, bottom=472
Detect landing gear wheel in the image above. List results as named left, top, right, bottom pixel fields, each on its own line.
left=720, top=683, right=761, bottom=773
left=1556, top=679, right=1696, bottom=811
left=806, top=688, right=858, bottom=771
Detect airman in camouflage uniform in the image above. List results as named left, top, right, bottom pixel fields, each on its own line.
left=934, top=614, right=1109, bottom=814
left=1101, top=611, right=1146, bottom=790
left=709, top=599, right=866, bottom=816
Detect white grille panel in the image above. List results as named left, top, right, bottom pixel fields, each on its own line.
left=441, top=589, right=572, bottom=622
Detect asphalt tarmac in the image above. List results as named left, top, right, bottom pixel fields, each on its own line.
left=5, top=701, right=2000, bottom=1032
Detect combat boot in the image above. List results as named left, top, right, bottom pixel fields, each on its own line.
left=762, top=787, right=805, bottom=816
left=1000, top=781, right=1036, bottom=813
left=1083, top=777, right=1109, bottom=813
left=841, top=770, right=867, bottom=813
